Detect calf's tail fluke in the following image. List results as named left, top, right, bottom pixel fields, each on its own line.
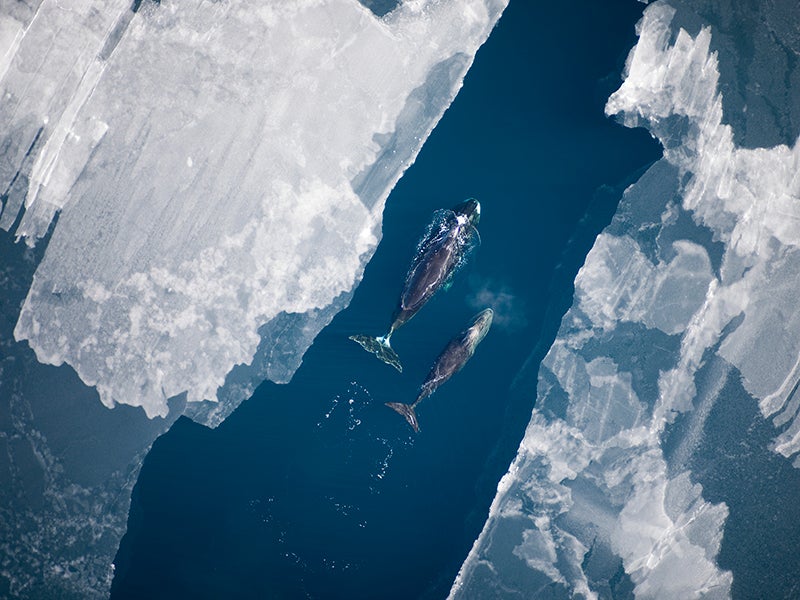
left=349, top=334, right=403, bottom=372
left=385, top=402, right=420, bottom=433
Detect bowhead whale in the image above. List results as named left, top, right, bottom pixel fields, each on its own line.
left=350, top=199, right=481, bottom=372
left=386, top=307, right=493, bottom=432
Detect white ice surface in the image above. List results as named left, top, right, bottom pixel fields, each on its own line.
left=2, top=0, right=507, bottom=418
left=607, top=3, right=800, bottom=461
left=454, top=1, right=800, bottom=597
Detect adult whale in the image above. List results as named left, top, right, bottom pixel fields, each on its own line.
left=386, top=308, right=493, bottom=432
left=350, top=199, right=481, bottom=372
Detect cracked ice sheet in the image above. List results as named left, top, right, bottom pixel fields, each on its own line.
left=4, top=0, right=507, bottom=418
left=454, top=1, right=800, bottom=597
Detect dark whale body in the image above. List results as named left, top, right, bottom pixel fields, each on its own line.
left=386, top=308, right=493, bottom=432
left=349, top=199, right=481, bottom=372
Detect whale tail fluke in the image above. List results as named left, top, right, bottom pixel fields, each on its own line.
left=385, top=402, right=420, bottom=432
left=349, top=334, right=403, bottom=372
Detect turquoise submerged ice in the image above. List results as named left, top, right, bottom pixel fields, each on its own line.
left=452, top=2, right=800, bottom=599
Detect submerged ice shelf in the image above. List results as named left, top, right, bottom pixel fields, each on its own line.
left=452, top=1, right=800, bottom=598
left=0, top=0, right=506, bottom=597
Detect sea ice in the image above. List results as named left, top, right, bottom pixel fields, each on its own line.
left=453, top=0, right=800, bottom=597
left=0, top=0, right=507, bottom=597
left=3, top=0, right=506, bottom=419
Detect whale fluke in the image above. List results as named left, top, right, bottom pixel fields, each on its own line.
left=385, top=402, right=420, bottom=432
left=349, top=334, right=403, bottom=372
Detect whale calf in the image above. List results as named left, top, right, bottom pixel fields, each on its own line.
left=386, top=308, right=493, bottom=432
left=350, top=199, right=481, bottom=372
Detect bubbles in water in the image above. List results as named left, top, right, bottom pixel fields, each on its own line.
left=317, top=381, right=371, bottom=431
left=372, top=437, right=394, bottom=482
left=314, top=381, right=417, bottom=493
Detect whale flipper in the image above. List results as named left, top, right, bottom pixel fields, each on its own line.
left=349, top=335, right=403, bottom=372
left=385, top=402, right=419, bottom=432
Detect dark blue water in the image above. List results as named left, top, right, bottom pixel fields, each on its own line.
left=110, top=1, right=661, bottom=598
